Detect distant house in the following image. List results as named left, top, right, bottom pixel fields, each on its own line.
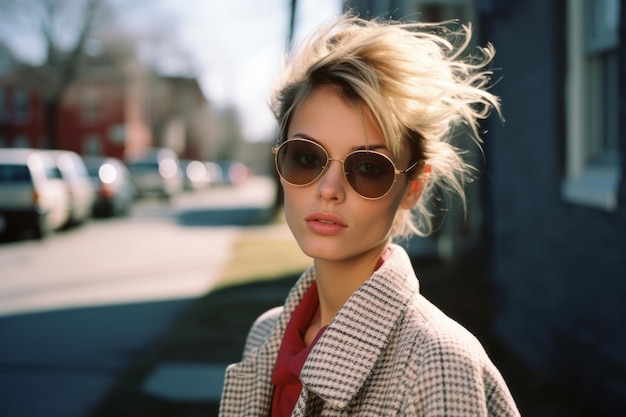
left=148, top=75, right=217, bottom=162
left=58, top=51, right=153, bottom=159
left=0, top=46, right=215, bottom=162
left=0, top=49, right=153, bottom=159
left=344, top=0, right=625, bottom=415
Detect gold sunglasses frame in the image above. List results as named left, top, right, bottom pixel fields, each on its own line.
left=272, top=138, right=421, bottom=200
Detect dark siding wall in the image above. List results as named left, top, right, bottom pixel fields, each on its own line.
left=483, top=1, right=626, bottom=413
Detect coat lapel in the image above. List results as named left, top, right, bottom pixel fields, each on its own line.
left=299, top=244, right=419, bottom=409
left=221, top=268, right=317, bottom=416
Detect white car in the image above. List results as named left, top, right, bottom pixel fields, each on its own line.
left=83, top=156, right=136, bottom=217
left=127, top=148, right=183, bottom=200
left=49, top=150, right=96, bottom=227
left=0, top=148, right=71, bottom=239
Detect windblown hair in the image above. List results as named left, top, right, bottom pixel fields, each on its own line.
left=271, top=14, right=501, bottom=238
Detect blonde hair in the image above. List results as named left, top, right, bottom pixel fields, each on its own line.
left=271, top=15, right=501, bottom=238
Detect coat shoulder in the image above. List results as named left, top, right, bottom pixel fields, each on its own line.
left=399, top=295, right=520, bottom=416
left=242, top=306, right=283, bottom=358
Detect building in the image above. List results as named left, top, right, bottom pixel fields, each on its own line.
left=344, top=0, right=625, bottom=415
left=0, top=65, right=46, bottom=149
left=147, top=75, right=218, bottom=162
left=483, top=1, right=625, bottom=414
left=58, top=50, right=153, bottom=159
left=0, top=44, right=215, bottom=163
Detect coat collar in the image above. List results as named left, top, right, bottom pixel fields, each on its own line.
left=298, top=244, right=420, bottom=408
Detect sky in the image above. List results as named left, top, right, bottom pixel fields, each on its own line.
left=118, top=0, right=344, bottom=142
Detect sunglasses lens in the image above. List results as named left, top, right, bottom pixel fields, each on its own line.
left=344, top=152, right=396, bottom=198
left=276, top=140, right=327, bottom=185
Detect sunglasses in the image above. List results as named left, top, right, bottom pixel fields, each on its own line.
left=273, top=138, right=421, bottom=199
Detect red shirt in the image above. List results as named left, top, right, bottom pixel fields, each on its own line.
left=270, top=248, right=391, bottom=416
left=271, top=281, right=325, bottom=417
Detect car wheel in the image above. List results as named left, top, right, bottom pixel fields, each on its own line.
left=34, top=214, right=50, bottom=240
left=104, top=205, right=115, bottom=218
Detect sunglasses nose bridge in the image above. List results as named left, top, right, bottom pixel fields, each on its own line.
left=312, top=156, right=352, bottom=200
left=325, top=157, right=347, bottom=171
left=319, top=157, right=349, bottom=183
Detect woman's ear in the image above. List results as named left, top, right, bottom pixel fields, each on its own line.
left=400, top=164, right=430, bottom=209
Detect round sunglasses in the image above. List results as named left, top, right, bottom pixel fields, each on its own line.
left=273, top=138, right=421, bottom=199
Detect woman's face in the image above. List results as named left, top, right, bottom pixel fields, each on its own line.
left=281, top=86, right=417, bottom=262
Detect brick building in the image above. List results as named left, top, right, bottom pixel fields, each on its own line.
left=0, top=47, right=215, bottom=162
left=344, top=0, right=626, bottom=415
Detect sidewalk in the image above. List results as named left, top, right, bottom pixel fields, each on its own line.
left=87, top=219, right=307, bottom=417
left=139, top=220, right=309, bottom=407
left=88, top=220, right=604, bottom=417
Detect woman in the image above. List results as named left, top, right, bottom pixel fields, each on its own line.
left=220, top=15, right=519, bottom=417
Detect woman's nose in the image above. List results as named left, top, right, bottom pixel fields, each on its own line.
left=316, top=159, right=347, bottom=202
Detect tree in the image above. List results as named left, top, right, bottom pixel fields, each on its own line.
left=0, top=0, right=110, bottom=149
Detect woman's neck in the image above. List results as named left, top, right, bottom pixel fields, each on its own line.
left=312, top=243, right=389, bottom=327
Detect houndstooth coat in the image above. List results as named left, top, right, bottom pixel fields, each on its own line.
left=219, top=244, right=520, bottom=417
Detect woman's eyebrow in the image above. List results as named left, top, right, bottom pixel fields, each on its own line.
left=289, top=132, right=389, bottom=152
left=355, top=144, right=387, bottom=151
left=289, top=132, right=316, bottom=142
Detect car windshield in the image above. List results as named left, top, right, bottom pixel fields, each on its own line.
left=128, top=162, right=159, bottom=172
left=0, top=164, right=32, bottom=183
left=84, top=162, right=101, bottom=178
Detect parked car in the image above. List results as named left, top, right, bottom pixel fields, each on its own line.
left=0, top=148, right=71, bottom=239
left=83, top=156, right=136, bottom=217
left=181, top=159, right=209, bottom=191
left=126, top=148, right=183, bottom=200
left=208, top=160, right=251, bottom=186
left=49, top=150, right=96, bottom=227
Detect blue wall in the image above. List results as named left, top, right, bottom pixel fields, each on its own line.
left=483, top=1, right=626, bottom=414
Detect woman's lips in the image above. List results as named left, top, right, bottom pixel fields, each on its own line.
left=305, top=213, right=347, bottom=235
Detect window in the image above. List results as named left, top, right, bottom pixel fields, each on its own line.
left=13, top=135, right=30, bottom=148
left=563, top=0, right=621, bottom=211
left=83, top=134, right=102, bottom=155
left=108, top=124, right=125, bottom=144
left=12, top=89, right=29, bottom=123
left=0, top=164, right=32, bottom=183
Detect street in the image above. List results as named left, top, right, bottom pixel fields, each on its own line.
left=0, top=176, right=277, bottom=417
